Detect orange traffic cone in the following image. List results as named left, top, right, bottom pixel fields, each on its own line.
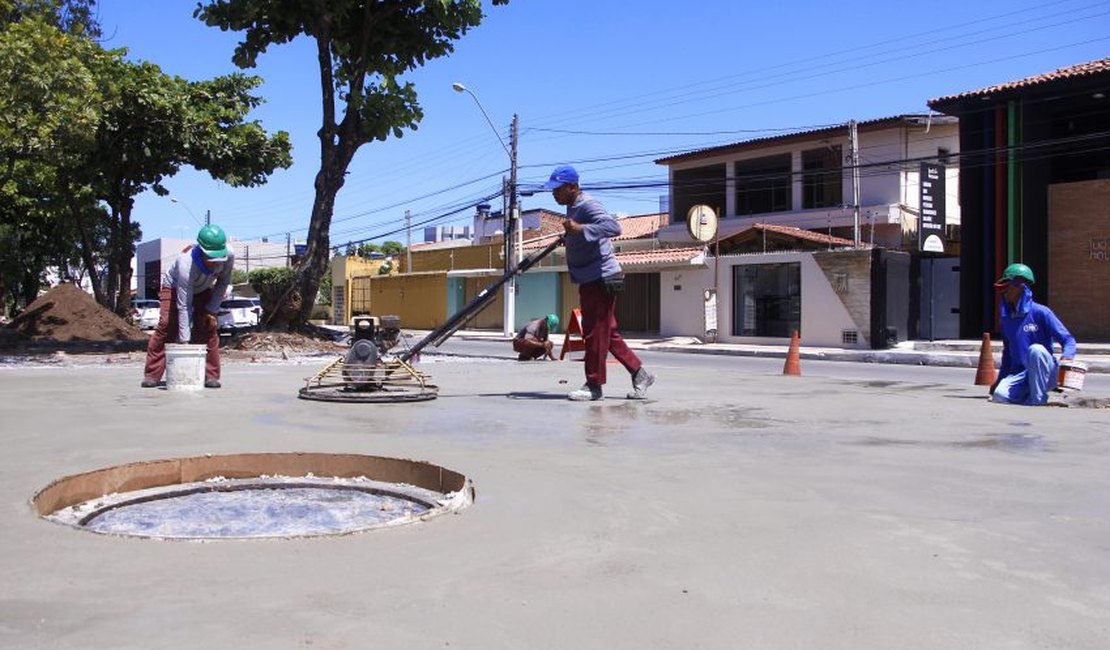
left=974, top=332, right=997, bottom=386
left=783, top=330, right=801, bottom=376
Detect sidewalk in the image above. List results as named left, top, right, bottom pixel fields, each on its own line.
left=442, top=329, right=1110, bottom=373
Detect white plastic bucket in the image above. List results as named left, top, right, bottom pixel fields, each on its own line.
left=1058, top=359, right=1088, bottom=391
left=164, top=343, right=206, bottom=391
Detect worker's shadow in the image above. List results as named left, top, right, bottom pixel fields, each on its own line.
left=499, top=391, right=567, bottom=400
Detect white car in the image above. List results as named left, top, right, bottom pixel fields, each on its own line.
left=131, top=299, right=160, bottom=330
left=217, top=297, right=261, bottom=334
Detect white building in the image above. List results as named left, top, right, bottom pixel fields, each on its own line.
left=650, top=115, right=963, bottom=347
left=655, top=115, right=960, bottom=251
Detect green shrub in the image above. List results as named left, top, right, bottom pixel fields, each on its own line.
left=248, top=267, right=301, bottom=330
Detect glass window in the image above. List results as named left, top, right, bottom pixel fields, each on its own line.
left=735, top=154, right=792, bottom=215
left=802, top=145, right=842, bottom=209
left=731, top=263, right=800, bottom=337
left=672, top=164, right=726, bottom=226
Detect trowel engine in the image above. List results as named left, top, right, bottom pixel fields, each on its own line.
left=342, top=315, right=401, bottom=389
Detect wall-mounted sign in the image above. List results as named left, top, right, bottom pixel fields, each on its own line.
left=919, top=162, right=946, bottom=253
left=687, top=204, right=719, bottom=243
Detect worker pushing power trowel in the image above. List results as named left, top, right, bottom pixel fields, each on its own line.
left=298, top=165, right=656, bottom=403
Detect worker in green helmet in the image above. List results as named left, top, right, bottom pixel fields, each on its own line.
left=142, top=224, right=236, bottom=389
left=990, top=263, right=1076, bottom=406
left=513, top=313, right=559, bottom=361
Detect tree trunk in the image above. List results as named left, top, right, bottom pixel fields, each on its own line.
left=74, top=212, right=106, bottom=306
left=104, top=204, right=120, bottom=312
left=113, top=204, right=134, bottom=317
left=295, top=153, right=351, bottom=324
left=293, top=33, right=359, bottom=326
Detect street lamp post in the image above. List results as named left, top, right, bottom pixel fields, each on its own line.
left=453, top=82, right=520, bottom=338
left=171, top=198, right=210, bottom=228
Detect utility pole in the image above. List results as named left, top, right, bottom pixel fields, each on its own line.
left=286, top=233, right=291, bottom=267
left=849, top=119, right=861, bottom=248
left=503, top=113, right=520, bottom=337
left=205, top=209, right=211, bottom=226
left=405, top=209, right=412, bottom=273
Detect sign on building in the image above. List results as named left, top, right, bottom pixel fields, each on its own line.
left=919, top=162, right=947, bottom=253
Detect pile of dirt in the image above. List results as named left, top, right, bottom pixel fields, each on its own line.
left=227, top=331, right=345, bottom=355
left=4, top=284, right=147, bottom=346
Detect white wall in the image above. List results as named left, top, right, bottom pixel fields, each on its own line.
left=134, top=237, right=295, bottom=298
left=660, top=251, right=867, bottom=348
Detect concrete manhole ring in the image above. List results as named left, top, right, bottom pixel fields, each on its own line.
left=33, top=452, right=474, bottom=540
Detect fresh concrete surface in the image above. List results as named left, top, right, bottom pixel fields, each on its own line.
left=2, top=355, right=1110, bottom=649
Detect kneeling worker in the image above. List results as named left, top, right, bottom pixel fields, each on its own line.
left=513, top=314, right=558, bottom=361
left=142, top=224, right=235, bottom=389
left=990, top=263, right=1076, bottom=406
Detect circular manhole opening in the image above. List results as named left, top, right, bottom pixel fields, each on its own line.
left=33, top=453, right=473, bottom=540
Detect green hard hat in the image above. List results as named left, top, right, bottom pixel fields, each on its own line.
left=998, top=262, right=1035, bottom=285
left=546, top=313, right=559, bottom=331
left=197, top=224, right=228, bottom=261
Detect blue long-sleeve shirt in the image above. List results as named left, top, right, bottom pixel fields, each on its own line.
left=564, top=192, right=622, bottom=284
left=998, top=285, right=1076, bottom=378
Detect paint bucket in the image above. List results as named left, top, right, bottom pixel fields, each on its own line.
left=1058, top=359, right=1088, bottom=391
left=164, top=343, right=206, bottom=391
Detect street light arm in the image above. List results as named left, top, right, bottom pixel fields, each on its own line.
left=452, top=82, right=512, bottom=160
left=170, top=198, right=202, bottom=226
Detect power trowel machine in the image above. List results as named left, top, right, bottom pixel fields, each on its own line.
left=298, top=235, right=565, bottom=403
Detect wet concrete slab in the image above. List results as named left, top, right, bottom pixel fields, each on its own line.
left=2, top=357, right=1110, bottom=649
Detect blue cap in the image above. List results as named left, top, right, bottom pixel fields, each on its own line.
left=542, top=165, right=579, bottom=190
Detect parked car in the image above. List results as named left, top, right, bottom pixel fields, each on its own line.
left=217, top=297, right=261, bottom=334
left=131, top=299, right=160, bottom=330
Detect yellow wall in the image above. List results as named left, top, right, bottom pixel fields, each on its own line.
left=404, top=242, right=503, bottom=274
left=348, top=273, right=447, bottom=329
left=462, top=275, right=505, bottom=330
left=331, top=256, right=387, bottom=324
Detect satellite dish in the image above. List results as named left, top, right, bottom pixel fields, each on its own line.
left=686, top=205, right=718, bottom=243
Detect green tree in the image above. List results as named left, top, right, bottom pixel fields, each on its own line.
left=81, top=60, right=293, bottom=315
left=195, top=0, right=508, bottom=325
left=379, top=240, right=405, bottom=256
left=0, top=17, right=104, bottom=310
left=248, top=266, right=299, bottom=330
left=0, top=3, right=294, bottom=316
left=0, top=0, right=100, bottom=38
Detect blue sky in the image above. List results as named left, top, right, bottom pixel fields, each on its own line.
left=95, top=0, right=1110, bottom=247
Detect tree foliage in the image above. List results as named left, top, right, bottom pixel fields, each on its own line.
left=0, top=2, right=294, bottom=317
left=83, top=60, right=293, bottom=314
left=0, top=16, right=105, bottom=310
left=380, top=240, right=405, bottom=256
left=195, top=0, right=508, bottom=325
left=0, top=0, right=100, bottom=37
left=248, top=265, right=299, bottom=330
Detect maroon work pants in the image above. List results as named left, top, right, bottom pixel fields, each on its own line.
left=578, top=280, right=642, bottom=387
left=143, top=286, right=220, bottom=382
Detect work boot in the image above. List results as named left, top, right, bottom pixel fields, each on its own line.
left=627, top=367, right=656, bottom=399
left=567, top=383, right=603, bottom=401
left=141, top=377, right=158, bottom=388
left=204, top=378, right=222, bottom=389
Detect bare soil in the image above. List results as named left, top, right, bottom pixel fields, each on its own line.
left=0, top=283, right=344, bottom=362
left=5, top=283, right=146, bottom=344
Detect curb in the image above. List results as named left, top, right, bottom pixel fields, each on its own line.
left=442, top=331, right=1110, bottom=374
